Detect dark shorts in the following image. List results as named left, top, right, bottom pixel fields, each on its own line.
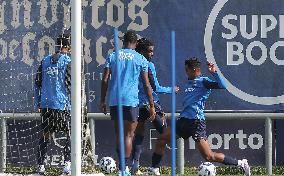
left=138, top=102, right=167, bottom=134
left=41, top=108, right=71, bottom=134
left=110, top=106, right=139, bottom=122
left=176, top=117, right=207, bottom=142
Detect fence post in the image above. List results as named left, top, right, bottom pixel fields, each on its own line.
left=265, top=117, right=272, bottom=176
left=89, top=118, right=98, bottom=165
left=177, top=138, right=184, bottom=175
left=0, top=117, right=6, bottom=172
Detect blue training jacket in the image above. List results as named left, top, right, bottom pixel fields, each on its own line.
left=180, top=72, right=226, bottom=120
left=138, top=61, right=172, bottom=106
left=34, top=53, right=71, bottom=111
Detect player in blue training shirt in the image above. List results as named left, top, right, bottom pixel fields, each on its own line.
left=100, top=30, right=156, bottom=176
left=34, top=33, right=72, bottom=175
left=148, top=58, right=251, bottom=176
left=131, top=38, right=179, bottom=175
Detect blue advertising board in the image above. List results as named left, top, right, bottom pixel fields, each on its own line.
left=0, top=0, right=283, bottom=167
left=0, top=0, right=284, bottom=112
left=95, top=119, right=266, bottom=166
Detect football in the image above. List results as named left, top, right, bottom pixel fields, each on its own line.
left=197, top=162, right=217, bottom=176
left=99, top=156, right=117, bottom=174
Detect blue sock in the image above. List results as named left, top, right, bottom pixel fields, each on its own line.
left=223, top=155, right=238, bottom=166
left=132, top=134, right=144, bottom=165
left=118, top=158, right=130, bottom=171
left=116, top=148, right=131, bottom=171
left=152, top=153, right=162, bottom=168
left=125, top=157, right=130, bottom=169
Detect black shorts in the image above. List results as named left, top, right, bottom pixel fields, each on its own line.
left=138, top=102, right=167, bottom=134
left=41, top=108, right=71, bottom=134
left=110, top=106, right=139, bottom=122
left=176, top=117, right=207, bottom=142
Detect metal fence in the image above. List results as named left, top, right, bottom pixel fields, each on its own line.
left=0, top=111, right=283, bottom=175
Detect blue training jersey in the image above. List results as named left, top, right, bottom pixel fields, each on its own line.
left=138, top=62, right=172, bottom=106
left=105, top=49, right=148, bottom=107
left=180, top=72, right=226, bottom=120
left=34, top=53, right=71, bottom=111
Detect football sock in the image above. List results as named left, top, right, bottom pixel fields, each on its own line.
left=132, top=134, right=144, bottom=163
left=223, top=155, right=238, bottom=166
left=152, top=152, right=163, bottom=168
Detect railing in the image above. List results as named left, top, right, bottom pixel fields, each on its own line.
left=0, top=111, right=283, bottom=175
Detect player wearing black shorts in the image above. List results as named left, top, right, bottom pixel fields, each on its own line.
left=100, top=31, right=155, bottom=176
left=131, top=38, right=179, bottom=175
left=34, top=33, right=71, bottom=175
left=149, top=58, right=251, bottom=176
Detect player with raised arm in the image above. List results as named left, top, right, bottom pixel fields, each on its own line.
left=100, top=30, right=156, bottom=176
left=34, top=33, right=72, bottom=175
left=149, top=58, right=251, bottom=176
left=131, top=38, right=179, bottom=175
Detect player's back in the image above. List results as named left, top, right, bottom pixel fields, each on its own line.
left=40, top=54, right=71, bottom=110
left=106, top=49, right=148, bottom=107
left=180, top=76, right=212, bottom=120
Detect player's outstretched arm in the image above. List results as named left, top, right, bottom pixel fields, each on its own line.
left=100, top=68, right=110, bottom=114
left=141, top=71, right=156, bottom=121
left=148, top=63, right=172, bottom=93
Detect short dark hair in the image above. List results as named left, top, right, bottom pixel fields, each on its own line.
left=123, top=30, right=138, bottom=44
left=56, top=33, right=71, bottom=49
left=185, top=57, right=201, bottom=69
left=135, top=38, right=154, bottom=53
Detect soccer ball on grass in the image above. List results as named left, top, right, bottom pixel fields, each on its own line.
left=99, top=156, right=117, bottom=174
left=197, top=162, right=217, bottom=176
